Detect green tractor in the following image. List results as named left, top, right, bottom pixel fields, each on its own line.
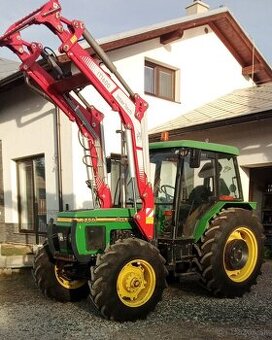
left=1, top=0, right=263, bottom=322
left=33, top=140, right=264, bottom=321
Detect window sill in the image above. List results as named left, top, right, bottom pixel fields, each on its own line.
left=144, top=92, right=181, bottom=104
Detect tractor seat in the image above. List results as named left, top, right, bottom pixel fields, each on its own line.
left=188, top=185, right=211, bottom=206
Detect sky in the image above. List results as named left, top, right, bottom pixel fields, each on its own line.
left=0, top=0, right=272, bottom=65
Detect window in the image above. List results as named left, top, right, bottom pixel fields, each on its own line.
left=150, top=150, right=178, bottom=205
left=17, top=155, right=47, bottom=233
left=180, top=151, right=242, bottom=203
left=217, top=155, right=241, bottom=199
left=145, top=61, right=176, bottom=101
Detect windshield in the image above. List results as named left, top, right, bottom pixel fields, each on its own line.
left=150, top=150, right=178, bottom=204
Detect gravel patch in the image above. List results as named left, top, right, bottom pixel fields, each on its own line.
left=0, top=261, right=272, bottom=339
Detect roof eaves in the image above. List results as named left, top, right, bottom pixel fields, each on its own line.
left=149, top=109, right=272, bottom=142
left=0, top=58, right=20, bottom=81
left=0, top=70, right=23, bottom=90
left=95, top=7, right=231, bottom=53
left=96, top=7, right=230, bottom=46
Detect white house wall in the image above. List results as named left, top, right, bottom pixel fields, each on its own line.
left=107, top=25, right=254, bottom=131
left=0, top=85, right=55, bottom=224
left=0, top=84, right=80, bottom=223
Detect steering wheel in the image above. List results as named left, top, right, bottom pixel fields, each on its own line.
left=160, top=184, right=175, bottom=201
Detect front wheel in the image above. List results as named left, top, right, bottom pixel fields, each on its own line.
left=199, top=208, right=264, bottom=297
left=90, top=238, right=167, bottom=321
left=33, top=243, right=89, bottom=302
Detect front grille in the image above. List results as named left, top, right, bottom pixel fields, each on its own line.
left=85, top=225, right=106, bottom=251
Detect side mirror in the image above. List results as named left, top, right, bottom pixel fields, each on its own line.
left=229, top=184, right=237, bottom=193
left=190, top=149, right=201, bottom=168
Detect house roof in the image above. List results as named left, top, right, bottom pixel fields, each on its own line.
left=149, top=82, right=272, bottom=141
left=1, top=6, right=272, bottom=90
left=0, top=58, right=19, bottom=81
left=84, top=6, right=272, bottom=85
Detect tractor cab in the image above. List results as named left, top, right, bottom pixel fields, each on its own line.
left=149, top=140, right=242, bottom=239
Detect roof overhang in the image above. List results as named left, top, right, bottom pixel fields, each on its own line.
left=149, top=109, right=272, bottom=143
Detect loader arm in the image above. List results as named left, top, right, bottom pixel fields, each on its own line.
left=0, top=0, right=154, bottom=239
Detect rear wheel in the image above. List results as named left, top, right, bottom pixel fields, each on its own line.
left=33, top=243, right=89, bottom=302
left=199, top=208, right=264, bottom=297
left=90, top=238, right=167, bottom=321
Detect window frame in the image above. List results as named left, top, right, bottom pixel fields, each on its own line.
left=144, top=60, right=177, bottom=102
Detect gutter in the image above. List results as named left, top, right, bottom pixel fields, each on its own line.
left=55, top=106, right=63, bottom=212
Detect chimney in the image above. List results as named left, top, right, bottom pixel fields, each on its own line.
left=185, top=0, right=210, bottom=15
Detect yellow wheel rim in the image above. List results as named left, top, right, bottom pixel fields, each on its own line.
left=54, top=265, right=86, bottom=290
left=117, top=259, right=156, bottom=307
left=223, top=227, right=258, bottom=283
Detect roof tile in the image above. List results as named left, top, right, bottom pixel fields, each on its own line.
left=149, top=83, right=272, bottom=134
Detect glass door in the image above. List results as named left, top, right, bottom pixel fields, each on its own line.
left=17, top=155, right=47, bottom=235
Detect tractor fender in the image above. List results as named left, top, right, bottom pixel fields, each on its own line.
left=193, top=201, right=256, bottom=242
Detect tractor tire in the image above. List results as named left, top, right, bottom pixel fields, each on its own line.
left=90, top=238, right=168, bottom=322
left=33, top=243, right=89, bottom=302
left=199, top=208, right=264, bottom=297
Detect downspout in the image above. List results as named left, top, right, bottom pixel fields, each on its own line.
left=55, top=106, right=64, bottom=212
